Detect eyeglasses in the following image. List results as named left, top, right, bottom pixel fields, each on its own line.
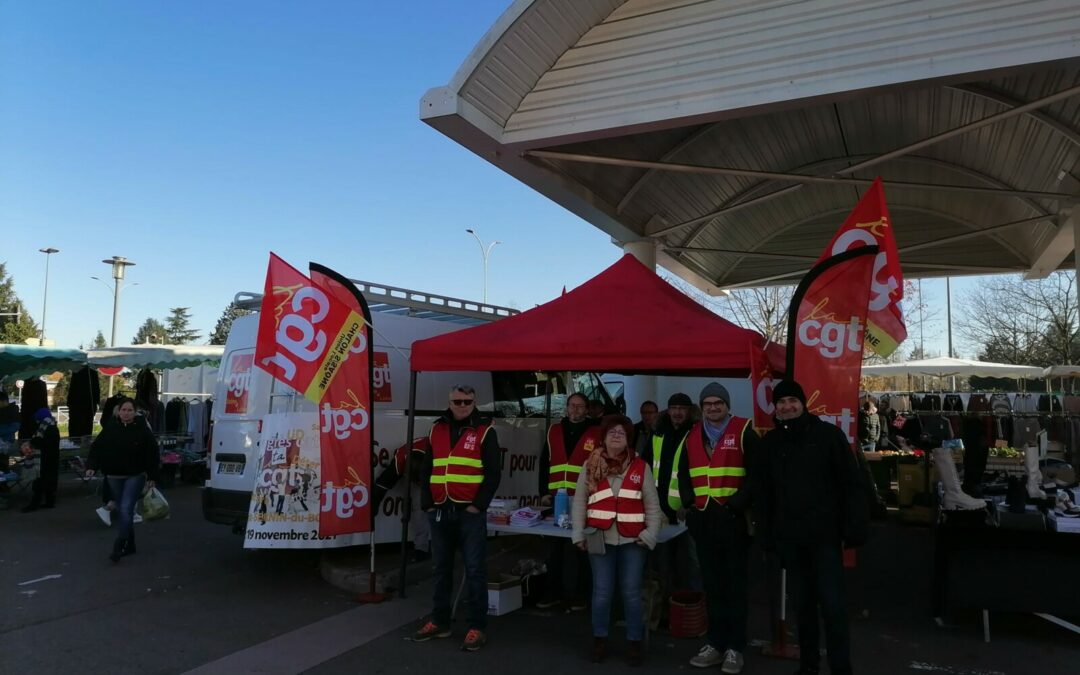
left=606, top=428, right=628, bottom=437
left=702, top=400, right=726, bottom=408
left=451, top=399, right=475, bottom=406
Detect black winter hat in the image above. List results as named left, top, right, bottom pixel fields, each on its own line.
left=667, top=392, right=693, bottom=407
left=771, top=380, right=807, bottom=405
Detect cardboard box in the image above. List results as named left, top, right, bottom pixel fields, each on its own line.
left=487, top=574, right=522, bottom=616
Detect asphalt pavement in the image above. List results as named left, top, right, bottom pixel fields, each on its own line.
left=2, top=476, right=1077, bottom=675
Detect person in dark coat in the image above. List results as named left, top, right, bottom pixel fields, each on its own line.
left=22, top=407, right=61, bottom=512
left=18, top=377, right=48, bottom=439
left=759, top=380, right=868, bottom=675
left=86, top=397, right=160, bottom=562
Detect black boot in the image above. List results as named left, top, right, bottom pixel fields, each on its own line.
left=110, top=537, right=125, bottom=562
left=123, top=532, right=136, bottom=556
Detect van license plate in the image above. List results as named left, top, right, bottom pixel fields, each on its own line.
left=217, top=462, right=244, bottom=475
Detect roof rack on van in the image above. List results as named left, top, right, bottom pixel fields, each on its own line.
left=232, top=280, right=519, bottom=325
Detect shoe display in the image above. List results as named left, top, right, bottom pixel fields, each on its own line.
left=690, top=644, right=723, bottom=668
left=461, top=628, right=486, bottom=652
left=720, top=649, right=744, bottom=674
left=411, top=620, right=451, bottom=642
left=934, top=448, right=987, bottom=510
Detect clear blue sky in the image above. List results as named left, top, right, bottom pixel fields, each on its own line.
left=1, top=0, right=966, bottom=355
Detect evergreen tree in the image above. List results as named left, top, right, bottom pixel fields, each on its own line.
left=210, top=302, right=253, bottom=345
left=0, top=262, right=39, bottom=344
left=165, top=307, right=201, bottom=344
left=133, top=318, right=169, bottom=345
left=92, top=330, right=108, bottom=348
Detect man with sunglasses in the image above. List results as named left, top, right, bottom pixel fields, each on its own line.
left=413, top=385, right=501, bottom=652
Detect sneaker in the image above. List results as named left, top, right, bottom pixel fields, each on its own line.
left=96, top=507, right=112, bottom=526
left=721, top=649, right=744, bottom=674
left=461, top=628, right=486, bottom=651
left=535, top=598, right=561, bottom=609
left=133, top=514, right=144, bottom=524
left=568, top=598, right=587, bottom=612
left=690, top=645, right=723, bottom=668
left=412, top=620, right=451, bottom=642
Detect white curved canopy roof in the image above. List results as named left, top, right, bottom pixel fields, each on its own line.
left=423, top=0, right=1080, bottom=293
left=863, top=356, right=1043, bottom=379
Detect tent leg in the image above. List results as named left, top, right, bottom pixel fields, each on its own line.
left=398, top=371, right=419, bottom=599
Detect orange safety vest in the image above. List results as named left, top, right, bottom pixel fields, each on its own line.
left=429, top=421, right=491, bottom=504
left=685, top=417, right=749, bottom=510
left=586, top=458, right=648, bottom=538
left=547, top=423, right=602, bottom=495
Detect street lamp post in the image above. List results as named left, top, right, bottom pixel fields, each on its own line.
left=101, top=256, right=136, bottom=396
left=464, top=228, right=500, bottom=304
left=38, top=247, right=59, bottom=346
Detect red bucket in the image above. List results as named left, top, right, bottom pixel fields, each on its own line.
left=668, top=590, right=707, bottom=638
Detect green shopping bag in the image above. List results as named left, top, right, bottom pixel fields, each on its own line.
left=139, top=487, right=170, bottom=521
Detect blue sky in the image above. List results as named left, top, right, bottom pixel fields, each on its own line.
left=1, top=1, right=962, bottom=355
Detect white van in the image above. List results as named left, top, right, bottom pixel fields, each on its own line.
left=202, top=280, right=616, bottom=544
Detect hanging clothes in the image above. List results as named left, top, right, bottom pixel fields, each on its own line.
left=18, top=377, right=49, bottom=439
left=67, top=366, right=101, bottom=437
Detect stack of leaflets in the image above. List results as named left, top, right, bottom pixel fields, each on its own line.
left=510, top=507, right=544, bottom=527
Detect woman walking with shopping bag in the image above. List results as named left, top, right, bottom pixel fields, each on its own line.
left=572, top=415, right=661, bottom=666
left=85, top=397, right=160, bottom=562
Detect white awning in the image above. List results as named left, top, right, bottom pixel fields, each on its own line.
left=863, top=356, right=1043, bottom=379
left=86, top=345, right=224, bottom=370
left=1044, top=365, right=1080, bottom=378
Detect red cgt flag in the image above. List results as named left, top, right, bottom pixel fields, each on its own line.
left=817, top=177, right=906, bottom=357
left=309, top=263, right=374, bottom=536
left=786, top=247, right=877, bottom=448
left=749, top=340, right=776, bottom=435
left=254, top=253, right=366, bottom=404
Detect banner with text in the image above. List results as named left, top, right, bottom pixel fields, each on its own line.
left=254, top=253, right=365, bottom=404
left=243, top=412, right=368, bottom=549
left=816, top=178, right=906, bottom=357
left=786, top=247, right=877, bottom=447
left=309, top=262, right=374, bottom=537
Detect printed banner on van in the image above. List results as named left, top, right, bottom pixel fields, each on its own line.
left=310, top=262, right=374, bottom=537
left=816, top=178, right=906, bottom=357
left=254, top=253, right=366, bottom=404
left=243, top=412, right=369, bottom=549
left=224, top=352, right=254, bottom=414
left=786, top=247, right=877, bottom=448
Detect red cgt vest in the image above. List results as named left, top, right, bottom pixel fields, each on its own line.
left=547, top=423, right=602, bottom=495
left=586, top=457, right=648, bottom=538
left=685, top=417, right=749, bottom=510
left=429, top=421, right=491, bottom=504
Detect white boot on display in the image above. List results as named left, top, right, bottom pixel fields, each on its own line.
left=1024, top=445, right=1047, bottom=499
left=933, top=447, right=987, bottom=510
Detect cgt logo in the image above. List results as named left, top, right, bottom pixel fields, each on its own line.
left=320, top=402, right=370, bottom=440
left=755, top=375, right=776, bottom=415
left=831, top=220, right=900, bottom=312
left=321, top=482, right=369, bottom=519
left=372, top=352, right=392, bottom=402
left=225, top=353, right=254, bottom=414
left=797, top=298, right=864, bottom=359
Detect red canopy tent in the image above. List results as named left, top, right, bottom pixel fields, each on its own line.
left=411, top=254, right=783, bottom=375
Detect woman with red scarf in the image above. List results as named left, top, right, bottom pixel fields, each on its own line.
left=572, top=415, right=662, bottom=665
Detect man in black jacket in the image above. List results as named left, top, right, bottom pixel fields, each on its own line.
left=413, top=385, right=501, bottom=652
left=760, top=380, right=867, bottom=675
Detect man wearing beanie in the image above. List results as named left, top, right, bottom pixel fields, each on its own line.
left=676, top=382, right=760, bottom=674
left=760, top=380, right=867, bottom=675
left=641, top=393, right=695, bottom=525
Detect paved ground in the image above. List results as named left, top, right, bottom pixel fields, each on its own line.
left=2, top=477, right=1077, bottom=675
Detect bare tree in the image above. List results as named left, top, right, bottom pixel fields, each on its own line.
left=660, top=272, right=793, bottom=343
left=956, top=271, right=1078, bottom=366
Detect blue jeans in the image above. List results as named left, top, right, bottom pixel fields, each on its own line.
left=589, top=542, right=648, bottom=641
left=429, top=506, right=488, bottom=630
left=107, top=475, right=145, bottom=542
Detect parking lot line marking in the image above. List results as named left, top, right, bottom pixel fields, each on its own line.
left=17, top=574, right=62, bottom=586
